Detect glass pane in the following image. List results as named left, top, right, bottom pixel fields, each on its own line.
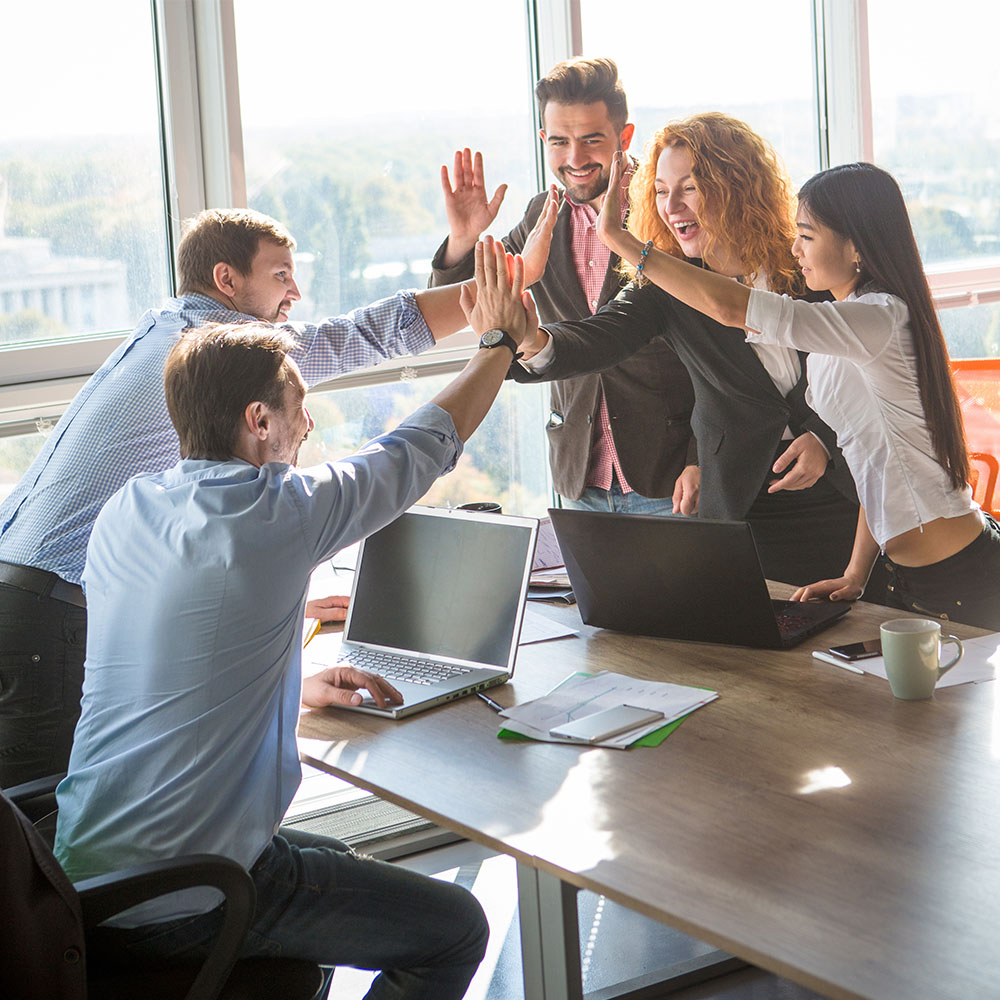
left=868, top=1, right=1000, bottom=269
left=234, top=0, right=536, bottom=315
left=0, top=1, right=170, bottom=347
left=0, top=426, right=48, bottom=503
left=579, top=0, right=820, bottom=186
left=302, top=377, right=552, bottom=517
left=940, top=303, right=1000, bottom=360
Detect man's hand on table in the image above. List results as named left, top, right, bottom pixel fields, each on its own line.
left=305, top=594, right=350, bottom=623
left=302, top=667, right=403, bottom=710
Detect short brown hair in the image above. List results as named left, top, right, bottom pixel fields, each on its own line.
left=165, top=323, right=296, bottom=459
left=535, top=57, right=628, bottom=132
left=177, top=209, right=295, bottom=295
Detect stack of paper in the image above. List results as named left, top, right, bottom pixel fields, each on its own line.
left=499, top=670, right=717, bottom=749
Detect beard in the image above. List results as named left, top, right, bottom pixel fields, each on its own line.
left=558, top=164, right=610, bottom=205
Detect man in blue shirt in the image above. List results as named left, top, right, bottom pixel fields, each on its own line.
left=0, top=207, right=551, bottom=785
left=55, top=238, right=534, bottom=997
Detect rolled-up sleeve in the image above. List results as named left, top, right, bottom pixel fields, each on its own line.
left=745, top=287, right=901, bottom=365
left=286, top=290, right=435, bottom=385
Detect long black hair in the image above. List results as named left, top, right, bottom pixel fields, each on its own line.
left=797, top=162, right=969, bottom=491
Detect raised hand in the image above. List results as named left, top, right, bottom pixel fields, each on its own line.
left=459, top=236, right=536, bottom=347
left=595, top=150, right=631, bottom=255
left=521, top=184, right=559, bottom=287
left=440, top=148, right=507, bottom=266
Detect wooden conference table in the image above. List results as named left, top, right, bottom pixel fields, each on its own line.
left=298, top=590, right=998, bottom=1000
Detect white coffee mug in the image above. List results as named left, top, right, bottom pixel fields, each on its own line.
left=879, top=618, right=963, bottom=700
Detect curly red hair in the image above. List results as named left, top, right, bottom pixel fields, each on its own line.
left=624, top=112, right=805, bottom=297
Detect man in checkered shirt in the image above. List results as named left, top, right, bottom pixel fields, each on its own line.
left=0, top=207, right=536, bottom=786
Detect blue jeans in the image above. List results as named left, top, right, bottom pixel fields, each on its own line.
left=90, top=827, right=489, bottom=1000
left=560, top=481, right=680, bottom=516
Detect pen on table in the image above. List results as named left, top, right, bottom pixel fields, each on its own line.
left=477, top=692, right=505, bottom=714
left=812, top=650, right=865, bottom=675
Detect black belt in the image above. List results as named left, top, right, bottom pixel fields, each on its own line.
left=0, top=560, right=86, bottom=608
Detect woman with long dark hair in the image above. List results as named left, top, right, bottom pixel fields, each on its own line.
left=592, top=155, right=1000, bottom=628
left=513, top=113, right=865, bottom=589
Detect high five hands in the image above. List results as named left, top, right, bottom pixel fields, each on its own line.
left=441, top=148, right=558, bottom=286
left=460, top=236, right=538, bottom=346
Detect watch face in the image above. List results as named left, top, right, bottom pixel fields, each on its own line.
left=482, top=329, right=504, bottom=347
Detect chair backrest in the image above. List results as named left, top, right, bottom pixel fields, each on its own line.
left=0, top=785, right=87, bottom=1000
left=951, top=359, right=1000, bottom=516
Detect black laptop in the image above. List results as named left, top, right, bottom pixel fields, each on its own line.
left=548, top=508, right=849, bottom=649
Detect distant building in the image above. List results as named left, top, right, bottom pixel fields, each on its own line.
left=0, top=175, right=129, bottom=337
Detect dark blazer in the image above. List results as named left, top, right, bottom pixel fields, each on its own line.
left=508, top=279, right=858, bottom=521
left=430, top=191, right=696, bottom=500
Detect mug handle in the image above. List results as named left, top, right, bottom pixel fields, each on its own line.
left=938, top=635, right=964, bottom=679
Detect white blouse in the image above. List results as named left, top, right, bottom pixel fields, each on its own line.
left=745, top=287, right=975, bottom=547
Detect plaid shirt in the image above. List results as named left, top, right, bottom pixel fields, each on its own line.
left=0, top=291, right=434, bottom=584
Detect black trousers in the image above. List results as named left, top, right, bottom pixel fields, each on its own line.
left=0, top=583, right=87, bottom=786
left=882, top=515, right=1000, bottom=631
left=744, top=460, right=861, bottom=589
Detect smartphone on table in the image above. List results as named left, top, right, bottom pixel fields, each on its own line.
left=828, top=639, right=882, bottom=661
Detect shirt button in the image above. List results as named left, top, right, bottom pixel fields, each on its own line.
left=588, top=260, right=595, bottom=267
left=591, top=299, right=598, bottom=308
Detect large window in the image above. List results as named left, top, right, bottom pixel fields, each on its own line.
left=868, top=0, right=1000, bottom=272
left=302, top=376, right=551, bottom=516
left=232, top=0, right=551, bottom=511
left=578, top=0, right=820, bottom=185
left=234, top=0, right=537, bottom=315
left=3, top=0, right=998, bottom=446
left=0, top=1, right=170, bottom=348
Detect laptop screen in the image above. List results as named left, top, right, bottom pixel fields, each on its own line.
left=345, top=508, right=537, bottom=669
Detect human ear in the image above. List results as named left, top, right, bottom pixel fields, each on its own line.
left=619, top=123, right=635, bottom=151
left=244, top=401, right=270, bottom=440
left=213, top=261, right=237, bottom=297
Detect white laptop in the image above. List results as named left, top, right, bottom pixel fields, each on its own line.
left=330, top=505, right=538, bottom=718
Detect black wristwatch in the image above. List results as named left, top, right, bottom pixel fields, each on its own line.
left=478, top=328, right=523, bottom=360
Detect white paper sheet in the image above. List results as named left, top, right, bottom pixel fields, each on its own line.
left=500, top=670, right=717, bottom=748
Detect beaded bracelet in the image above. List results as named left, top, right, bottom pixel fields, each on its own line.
left=635, top=239, right=654, bottom=284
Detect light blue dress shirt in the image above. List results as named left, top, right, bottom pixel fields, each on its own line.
left=54, top=403, right=461, bottom=921
left=0, top=291, right=434, bottom=584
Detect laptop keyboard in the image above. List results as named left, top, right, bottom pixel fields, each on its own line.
left=775, top=610, right=818, bottom=636
left=337, top=648, right=474, bottom=686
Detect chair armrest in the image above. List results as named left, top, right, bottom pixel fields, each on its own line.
left=78, top=854, right=255, bottom=1000
left=5, top=772, right=65, bottom=824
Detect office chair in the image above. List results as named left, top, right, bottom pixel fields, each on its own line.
left=1, top=776, right=328, bottom=1000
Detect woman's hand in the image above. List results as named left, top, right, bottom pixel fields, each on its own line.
left=595, top=151, right=635, bottom=257
left=790, top=575, right=864, bottom=603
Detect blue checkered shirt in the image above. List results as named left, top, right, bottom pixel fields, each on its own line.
left=0, top=291, right=434, bottom=585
